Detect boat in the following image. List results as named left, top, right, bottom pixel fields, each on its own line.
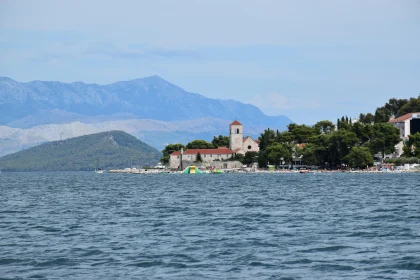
left=95, top=157, right=104, bottom=174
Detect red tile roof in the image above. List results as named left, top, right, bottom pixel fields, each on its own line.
left=171, top=147, right=233, bottom=156
left=296, top=143, right=307, bottom=148
left=233, top=148, right=242, bottom=153
left=230, top=120, right=242, bottom=125
left=389, top=112, right=420, bottom=123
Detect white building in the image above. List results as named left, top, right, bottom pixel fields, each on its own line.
left=389, top=112, right=420, bottom=138
left=169, top=120, right=260, bottom=169
left=169, top=147, right=233, bottom=169
left=389, top=112, right=420, bottom=156
left=229, top=120, right=260, bottom=155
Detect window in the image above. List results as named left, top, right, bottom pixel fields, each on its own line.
left=248, top=145, right=252, bottom=150
left=236, top=128, right=240, bottom=134
left=177, top=156, right=179, bottom=159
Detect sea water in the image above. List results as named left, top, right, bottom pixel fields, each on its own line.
left=1, top=172, right=419, bottom=279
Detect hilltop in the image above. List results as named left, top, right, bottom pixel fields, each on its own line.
left=0, top=131, right=161, bottom=171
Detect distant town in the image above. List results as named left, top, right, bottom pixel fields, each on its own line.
left=153, top=96, right=420, bottom=174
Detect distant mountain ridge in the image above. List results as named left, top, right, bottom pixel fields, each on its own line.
left=0, top=76, right=292, bottom=157
left=0, top=76, right=291, bottom=127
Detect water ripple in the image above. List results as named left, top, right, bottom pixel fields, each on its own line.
left=0, top=172, right=419, bottom=279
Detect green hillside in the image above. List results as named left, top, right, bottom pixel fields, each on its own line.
left=0, top=131, right=161, bottom=171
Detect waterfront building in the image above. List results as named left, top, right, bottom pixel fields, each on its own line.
left=389, top=112, right=420, bottom=138
left=169, top=120, right=259, bottom=169
left=389, top=113, right=420, bottom=156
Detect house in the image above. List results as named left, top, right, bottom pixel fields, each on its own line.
left=389, top=112, right=420, bottom=138
left=389, top=113, right=420, bottom=156
left=169, top=120, right=259, bottom=169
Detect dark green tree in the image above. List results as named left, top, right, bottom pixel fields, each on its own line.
left=161, top=143, right=185, bottom=164
left=327, top=129, right=358, bottom=167
left=266, top=142, right=292, bottom=166
left=396, top=96, right=420, bottom=117
left=243, top=151, right=258, bottom=165
left=276, top=131, right=294, bottom=144
left=258, top=128, right=276, bottom=151
left=367, top=123, right=400, bottom=159
left=211, top=135, right=230, bottom=148
left=313, top=120, right=335, bottom=134
left=186, top=140, right=214, bottom=149
left=343, top=147, right=374, bottom=168
left=287, top=123, right=318, bottom=143
left=257, top=150, right=269, bottom=168
left=403, top=132, right=420, bottom=157
left=374, top=107, right=392, bottom=123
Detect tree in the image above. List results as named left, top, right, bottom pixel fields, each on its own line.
left=351, top=122, right=373, bottom=146
left=186, top=140, right=213, bottom=149
left=367, top=123, right=400, bottom=159
left=344, top=147, right=374, bottom=169
left=314, top=120, right=335, bottom=134
left=363, top=113, right=374, bottom=124
left=258, top=128, right=276, bottom=151
left=276, top=131, right=294, bottom=144
left=327, top=129, right=358, bottom=167
left=230, top=153, right=244, bottom=163
left=396, top=96, right=420, bottom=117
left=385, top=98, right=408, bottom=117
left=243, top=151, right=258, bottom=165
left=211, top=135, right=229, bottom=148
left=287, top=123, right=317, bottom=143
left=403, top=132, right=420, bottom=157
left=266, top=142, right=292, bottom=166
left=374, top=107, right=392, bottom=123
left=257, top=150, right=269, bottom=168
left=161, top=143, right=185, bottom=164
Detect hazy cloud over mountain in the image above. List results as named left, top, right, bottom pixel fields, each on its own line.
left=1, top=0, right=419, bottom=123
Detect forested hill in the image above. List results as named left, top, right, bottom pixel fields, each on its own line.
left=0, top=131, right=161, bottom=171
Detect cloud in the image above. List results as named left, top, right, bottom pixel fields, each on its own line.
left=248, top=92, right=321, bottom=110
left=83, top=42, right=199, bottom=60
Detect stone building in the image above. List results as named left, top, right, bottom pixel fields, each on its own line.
left=169, top=147, right=233, bottom=169
left=229, top=120, right=260, bottom=155
left=169, top=120, right=260, bottom=169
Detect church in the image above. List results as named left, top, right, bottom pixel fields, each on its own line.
left=169, top=120, right=260, bottom=169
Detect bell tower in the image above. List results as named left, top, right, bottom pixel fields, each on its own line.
left=229, top=120, right=243, bottom=151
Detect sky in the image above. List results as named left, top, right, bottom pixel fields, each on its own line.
left=1, top=0, right=419, bottom=124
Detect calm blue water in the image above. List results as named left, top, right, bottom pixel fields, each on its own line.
left=1, top=172, right=420, bottom=279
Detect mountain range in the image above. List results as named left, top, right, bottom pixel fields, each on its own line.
left=0, top=76, right=292, bottom=156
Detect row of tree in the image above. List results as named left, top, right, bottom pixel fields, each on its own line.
left=256, top=95, right=420, bottom=169
left=256, top=121, right=400, bottom=169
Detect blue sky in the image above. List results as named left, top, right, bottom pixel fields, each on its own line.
left=1, top=0, right=419, bottom=124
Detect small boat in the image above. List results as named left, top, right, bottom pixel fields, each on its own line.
left=95, top=157, right=104, bottom=174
